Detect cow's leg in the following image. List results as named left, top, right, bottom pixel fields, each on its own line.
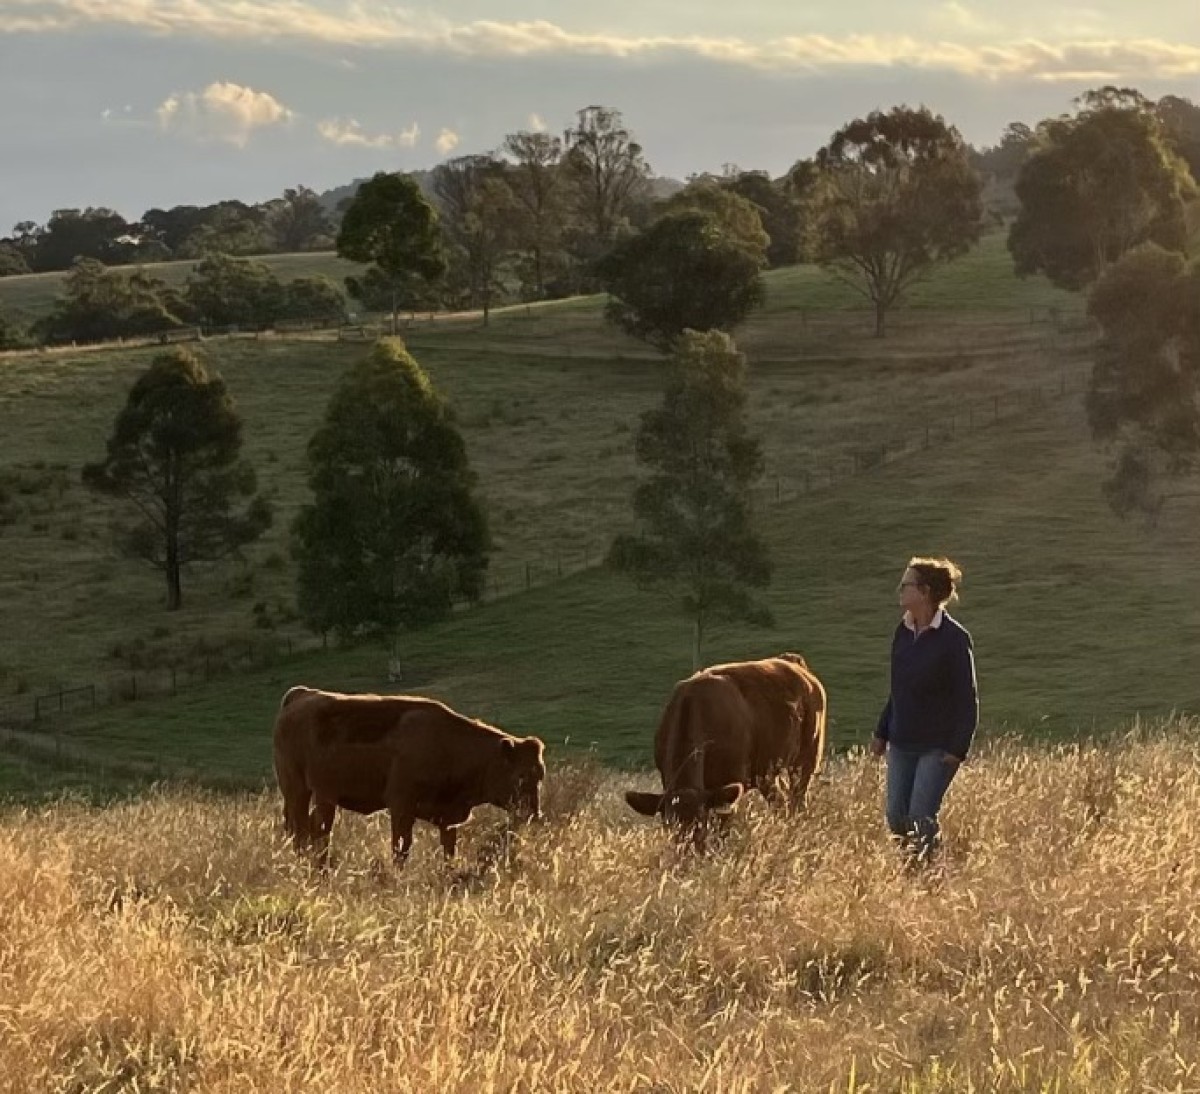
left=794, top=758, right=819, bottom=810
left=439, top=826, right=458, bottom=860
left=390, top=811, right=416, bottom=867
left=310, top=798, right=336, bottom=869
left=283, top=788, right=312, bottom=851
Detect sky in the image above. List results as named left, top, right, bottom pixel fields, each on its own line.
left=1, top=0, right=1198, bottom=229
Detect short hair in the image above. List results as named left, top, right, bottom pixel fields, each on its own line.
left=907, top=557, right=963, bottom=608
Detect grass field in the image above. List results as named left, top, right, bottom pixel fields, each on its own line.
left=1, top=230, right=1196, bottom=792
left=0, top=252, right=369, bottom=321
left=3, top=724, right=1200, bottom=1091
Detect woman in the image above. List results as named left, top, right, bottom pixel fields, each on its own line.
left=870, top=557, right=978, bottom=863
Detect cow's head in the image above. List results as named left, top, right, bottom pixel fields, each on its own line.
left=624, top=783, right=745, bottom=848
left=494, top=736, right=546, bottom=823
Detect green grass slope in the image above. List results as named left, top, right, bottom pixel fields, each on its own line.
left=0, top=252, right=367, bottom=320
left=24, top=393, right=1200, bottom=786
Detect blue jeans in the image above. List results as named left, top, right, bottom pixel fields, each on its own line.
left=885, top=746, right=958, bottom=858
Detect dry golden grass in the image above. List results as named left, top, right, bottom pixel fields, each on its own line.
left=3, top=723, right=1200, bottom=1092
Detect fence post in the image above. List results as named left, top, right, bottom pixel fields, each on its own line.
left=131, top=674, right=138, bottom=701
left=525, top=562, right=532, bottom=590
left=924, top=425, right=930, bottom=450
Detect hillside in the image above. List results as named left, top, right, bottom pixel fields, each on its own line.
left=1, top=233, right=1197, bottom=793
left=3, top=725, right=1200, bottom=1091
left=0, top=252, right=369, bottom=321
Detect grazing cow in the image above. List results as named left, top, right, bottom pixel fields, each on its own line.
left=273, top=686, right=546, bottom=865
left=625, top=653, right=827, bottom=844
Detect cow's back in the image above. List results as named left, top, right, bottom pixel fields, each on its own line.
left=706, top=657, right=827, bottom=781
left=274, top=688, right=509, bottom=797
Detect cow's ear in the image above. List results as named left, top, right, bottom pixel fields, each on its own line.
left=625, top=791, right=664, bottom=817
left=705, top=783, right=745, bottom=811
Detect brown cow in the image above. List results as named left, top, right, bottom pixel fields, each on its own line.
left=625, top=653, right=827, bottom=844
left=273, top=686, right=546, bottom=865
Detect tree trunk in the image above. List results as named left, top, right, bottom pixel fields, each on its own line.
left=165, top=476, right=182, bottom=611
left=390, top=287, right=399, bottom=337
left=165, top=543, right=182, bottom=612
left=874, top=298, right=887, bottom=339
left=692, top=616, right=703, bottom=672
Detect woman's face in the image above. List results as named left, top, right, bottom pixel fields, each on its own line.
left=897, top=567, right=931, bottom=615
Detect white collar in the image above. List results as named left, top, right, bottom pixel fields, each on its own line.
left=903, top=608, right=944, bottom=633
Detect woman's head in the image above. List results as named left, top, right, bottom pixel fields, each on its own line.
left=898, top=557, right=962, bottom=614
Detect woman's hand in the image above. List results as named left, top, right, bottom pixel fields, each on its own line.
left=942, top=752, right=962, bottom=768
left=869, top=737, right=887, bottom=758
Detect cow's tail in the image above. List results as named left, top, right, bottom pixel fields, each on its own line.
left=805, top=673, right=828, bottom=773
left=662, top=686, right=703, bottom=794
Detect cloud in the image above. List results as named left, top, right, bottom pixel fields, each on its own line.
left=156, top=81, right=293, bottom=146
left=4, top=2, right=1200, bottom=82
left=929, top=2, right=1001, bottom=36
left=317, top=118, right=420, bottom=149
left=435, top=128, right=460, bottom=156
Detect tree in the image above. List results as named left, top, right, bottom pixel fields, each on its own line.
left=609, top=330, right=771, bottom=668
left=35, top=258, right=183, bottom=344
left=721, top=169, right=806, bottom=268
left=82, top=349, right=272, bottom=611
left=292, top=339, right=490, bottom=639
left=808, top=106, right=985, bottom=337
left=267, top=186, right=333, bottom=252
left=562, top=106, right=650, bottom=258
left=281, top=276, right=347, bottom=324
left=185, top=254, right=284, bottom=330
left=0, top=242, right=30, bottom=276
left=661, top=179, right=770, bottom=263
left=597, top=210, right=765, bottom=351
left=1009, top=94, right=1195, bottom=291
left=500, top=130, right=568, bottom=299
left=140, top=205, right=212, bottom=255
left=30, top=207, right=132, bottom=272
left=1085, top=244, right=1200, bottom=524
left=0, top=309, right=28, bottom=350
left=432, top=155, right=516, bottom=324
left=176, top=202, right=271, bottom=258
left=1156, top=95, right=1200, bottom=185
left=970, top=122, right=1036, bottom=219
left=337, top=172, right=447, bottom=334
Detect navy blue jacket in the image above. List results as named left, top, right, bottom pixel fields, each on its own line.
left=875, top=612, right=979, bottom=760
